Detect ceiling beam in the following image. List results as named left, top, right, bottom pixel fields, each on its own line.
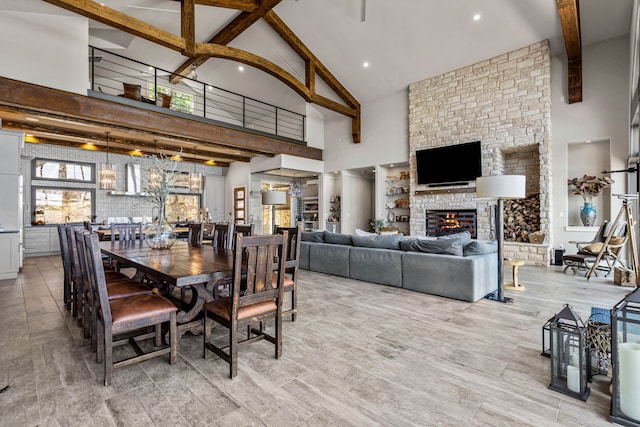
left=43, top=0, right=185, bottom=53
left=43, top=0, right=360, bottom=142
left=263, top=11, right=360, bottom=142
left=0, top=76, right=322, bottom=161
left=556, top=0, right=582, bottom=103
left=171, top=0, right=258, bottom=12
left=170, top=0, right=282, bottom=83
left=181, top=0, right=196, bottom=57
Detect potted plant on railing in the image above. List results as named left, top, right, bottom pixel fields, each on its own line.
left=567, top=174, right=614, bottom=226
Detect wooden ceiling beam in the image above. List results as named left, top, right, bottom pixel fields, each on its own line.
left=556, top=0, right=582, bottom=103
left=181, top=0, right=196, bottom=57
left=263, top=11, right=359, bottom=110
left=0, top=76, right=322, bottom=161
left=172, top=0, right=258, bottom=12
left=263, top=11, right=360, bottom=142
left=1, top=119, right=250, bottom=164
left=43, top=0, right=185, bottom=53
left=170, top=0, right=282, bottom=83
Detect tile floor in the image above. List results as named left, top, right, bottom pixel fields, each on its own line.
left=0, top=255, right=633, bottom=426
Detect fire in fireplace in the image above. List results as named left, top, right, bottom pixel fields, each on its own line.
left=426, top=210, right=477, bottom=239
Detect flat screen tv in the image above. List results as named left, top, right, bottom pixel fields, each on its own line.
left=416, top=141, right=482, bottom=185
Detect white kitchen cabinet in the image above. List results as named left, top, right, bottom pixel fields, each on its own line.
left=0, top=129, right=22, bottom=175
left=24, top=226, right=60, bottom=256
left=0, top=231, right=19, bottom=279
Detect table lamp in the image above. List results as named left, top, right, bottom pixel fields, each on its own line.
left=476, top=174, right=526, bottom=303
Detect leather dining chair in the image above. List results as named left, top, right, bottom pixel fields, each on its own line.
left=73, top=230, right=152, bottom=345
left=274, top=225, right=302, bottom=322
left=83, top=232, right=177, bottom=386
left=203, top=232, right=289, bottom=378
left=57, top=224, right=74, bottom=312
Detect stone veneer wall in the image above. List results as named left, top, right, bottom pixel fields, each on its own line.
left=408, top=41, right=552, bottom=265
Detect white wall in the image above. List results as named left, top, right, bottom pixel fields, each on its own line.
left=551, top=35, right=631, bottom=251
left=340, top=171, right=374, bottom=234
left=323, top=90, right=409, bottom=172
left=0, top=11, right=88, bottom=94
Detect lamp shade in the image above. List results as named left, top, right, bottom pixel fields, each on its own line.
left=476, top=175, right=526, bottom=199
left=262, top=190, right=287, bottom=205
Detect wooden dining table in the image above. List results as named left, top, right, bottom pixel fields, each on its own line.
left=99, top=240, right=233, bottom=338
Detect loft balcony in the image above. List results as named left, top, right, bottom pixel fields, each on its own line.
left=88, top=46, right=306, bottom=144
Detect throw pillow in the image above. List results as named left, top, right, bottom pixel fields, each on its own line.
left=301, top=231, right=325, bottom=243
left=438, top=230, right=472, bottom=246
left=463, top=240, right=498, bottom=256
left=582, top=242, right=604, bottom=254
left=354, top=228, right=377, bottom=236
left=408, top=235, right=465, bottom=256
left=351, top=234, right=403, bottom=250
left=324, top=231, right=353, bottom=245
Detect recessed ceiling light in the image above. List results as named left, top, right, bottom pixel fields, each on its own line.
left=363, top=61, right=370, bottom=68
left=238, top=66, right=244, bottom=72
left=586, top=140, right=592, bottom=143
left=473, top=13, right=482, bottom=21
left=390, top=164, right=394, bottom=168
left=148, top=66, right=153, bottom=71
left=207, top=85, right=213, bottom=90
left=25, top=117, right=39, bottom=122
left=25, top=133, right=33, bottom=138
left=334, top=171, right=339, bottom=174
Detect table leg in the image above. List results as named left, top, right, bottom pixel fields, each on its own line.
left=174, top=280, right=217, bottom=339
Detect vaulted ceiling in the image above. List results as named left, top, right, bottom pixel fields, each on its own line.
left=0, top=0, right=634, bottom=165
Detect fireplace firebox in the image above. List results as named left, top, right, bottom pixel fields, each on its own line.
left=426, top=209, right=477, bottom=239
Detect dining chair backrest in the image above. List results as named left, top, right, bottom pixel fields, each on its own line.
left=187, top=222, right=204, bottom=247
left=212, top=222, right=230, bottom=249
left=73, top=229, right=92, bottom=302
left=57, top=224, right=72, bottom=307
left=83, top=232, right=113, bottom=325
left=232, top=232, right=288, bottom=307
left=110, top=222, right=142, bottom=242
left=274, top=225, right=302, bottom=269
left=231, top=223, right=253, bottom=250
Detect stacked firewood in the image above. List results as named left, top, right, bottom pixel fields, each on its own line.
left=504, top=193, right=541, bottom=242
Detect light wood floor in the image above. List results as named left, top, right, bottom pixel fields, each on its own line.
left=0, top=255, right=633, bottom=426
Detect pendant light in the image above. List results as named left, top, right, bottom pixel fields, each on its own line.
left=98, top=131, right=116, bottom=190
left=188, top=144, right=202, bottom=193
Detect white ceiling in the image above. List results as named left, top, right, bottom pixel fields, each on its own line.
left=2, top=0, right=635, bottom=115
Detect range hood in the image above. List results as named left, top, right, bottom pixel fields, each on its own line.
left=109, top=163, right=149, bottom=196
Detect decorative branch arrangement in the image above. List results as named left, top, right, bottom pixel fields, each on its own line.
left=134, top=150, right=182, bottom=215
left=568, top=174, right=614, bottom=203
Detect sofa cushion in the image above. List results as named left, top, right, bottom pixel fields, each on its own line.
left=463, top=240, right=498, bottom=256
left=301, top=231, right=325, bottom=243
left=324, top=231, right=353, bottom=245
left=309, top=243, right=350, bottom=276
left=354, top=228, right=377, bottom=236
left=405, top=231, right=472, bottom=256
left=349, top=247, right=403, bottom=287
left=351, top=234, right=403, bottom=250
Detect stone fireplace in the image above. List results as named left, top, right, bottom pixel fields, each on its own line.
left=426, top=209, right=477, bottom=239
left=408, top=41, right=552, bottom=265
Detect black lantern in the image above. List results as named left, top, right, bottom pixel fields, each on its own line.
left=611, top=288, right=640, bottom=426
left=548, top=304, right=590, bottom=400
left=542, top=314, right=555, bottom=357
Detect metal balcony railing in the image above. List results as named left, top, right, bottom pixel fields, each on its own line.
left=89, top=46, right=306, bottom=142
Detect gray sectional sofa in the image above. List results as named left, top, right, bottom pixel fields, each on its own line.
left=299, top=231, right=498, bottom=302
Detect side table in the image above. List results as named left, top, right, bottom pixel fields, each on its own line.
left=504, top=259, right=526, bottom=291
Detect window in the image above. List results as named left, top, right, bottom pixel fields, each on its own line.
left=32, top=187, right=95, bottom=225
left=165, top=193, right=201, bottom=222
left=148, top=84, right=194, bottom=114
left=32, top=158, right=95, bottom=183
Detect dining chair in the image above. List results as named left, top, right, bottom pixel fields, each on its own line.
left=57, top=224, right=73, bottom=311
left=83, top=232, right=177, bottom=386
left=203, top=232, right=289, bottom=378
left=187, top=222, right=204, bottom=247
left=74, top=230, right=152, bottom=344
left=110, top=222, right=143, bottom=242
left=231, top=223, right=253, bottom=250
left=274, top=225, right=302, bottom=321
left=212, top=222, right=230, bottom=249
